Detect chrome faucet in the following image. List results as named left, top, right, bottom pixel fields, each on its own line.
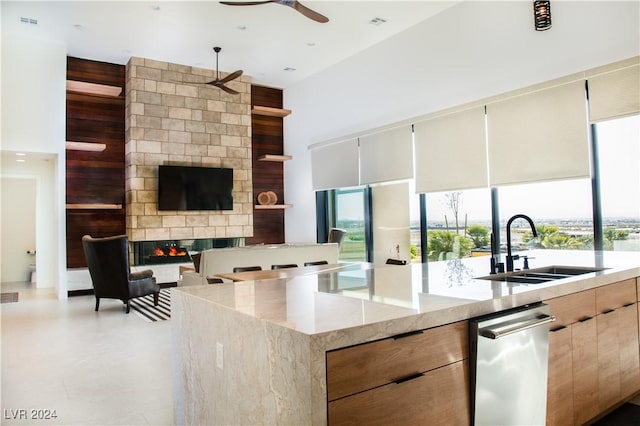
left=506, top=214, right=538, bottom=272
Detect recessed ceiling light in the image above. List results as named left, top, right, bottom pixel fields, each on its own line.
left=16, top=159, right=26, bottom=163
left=16, top=153, right=26, bottom=156
left=369, top=17, right=387, bottom=26
left=283, top=67, right=296, bottom=72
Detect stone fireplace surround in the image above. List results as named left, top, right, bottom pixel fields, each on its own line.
left=125, top=57, right=254, bottom=243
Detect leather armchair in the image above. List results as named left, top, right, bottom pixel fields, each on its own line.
left=82, top=234, right=160, bottom=314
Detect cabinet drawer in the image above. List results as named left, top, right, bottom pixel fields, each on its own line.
left=328, top=360, right=470, bottom=426
left=326, top=321, right=468, bottom=401
left=596, top=279, right=636, bottom=313
left=544, top=289, right=596, bottom=326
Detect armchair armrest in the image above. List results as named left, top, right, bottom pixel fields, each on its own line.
left=130, top=269, right=154, bottom=280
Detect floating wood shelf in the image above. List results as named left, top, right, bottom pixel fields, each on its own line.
left=255, top=204, right=293, bottom=210
left=251, top=106, right=291, bottom=117
left=257, top=154, right=292, bottom=162
left=66, top=204, right=123, bottom=210
left=66, top=141, right=107, bottom=152
left=66, top=80, right=122, bottom=97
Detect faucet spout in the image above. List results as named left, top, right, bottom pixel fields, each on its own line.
left=506, top=214, right=537, bottom=272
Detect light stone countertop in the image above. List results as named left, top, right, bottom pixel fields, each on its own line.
left=174, top=249, right=640, bottom=350
left=172, top=249, right=640, bottom=425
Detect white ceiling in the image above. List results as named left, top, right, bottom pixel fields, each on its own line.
left=1, top=0, right=461, bottom=89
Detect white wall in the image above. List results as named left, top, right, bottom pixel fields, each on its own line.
left=1, top=32, right=67, bottom=297
left=1, top=177, right=36, bottom=282
left=284, top=1, right=640, bottom=242
left=2, top=32, right=66, bottom=152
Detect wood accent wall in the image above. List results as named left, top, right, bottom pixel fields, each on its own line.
left=66, top=57, right=126, bottom=268
left=247, top=85, right=286, bottom=245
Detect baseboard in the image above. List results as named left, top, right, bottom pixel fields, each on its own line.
left=68, top=282, right=177, bottom=297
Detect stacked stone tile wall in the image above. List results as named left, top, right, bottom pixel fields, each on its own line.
left=125, top=57, right=253, bottom=242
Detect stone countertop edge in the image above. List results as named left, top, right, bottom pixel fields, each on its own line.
left=173, top=250, right=640, bottom=351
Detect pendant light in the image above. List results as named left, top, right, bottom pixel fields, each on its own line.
left=533, top=0, right=552, bottom=31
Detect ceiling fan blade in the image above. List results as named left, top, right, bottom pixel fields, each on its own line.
left=218, top=84, right=240, bottom=95
left=288, top=0, right=329, bottom=23
left=221, top=0, right=329, bottom=23
left=219, top=70, right=243, bottom=84
left=219, top=1, right=275, bottom=6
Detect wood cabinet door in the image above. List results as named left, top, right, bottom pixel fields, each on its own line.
left=328, top=361, right=470, bottom=426
left=572, top=317, right=599, bottom=425
left=619, top=303, right=640, bottom=398
left=597, top=309, right=621, bottom=412
left=546, top=326, right=574, bottom=426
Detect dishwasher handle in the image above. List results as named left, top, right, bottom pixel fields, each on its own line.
left=480, top=314, right=555, bottom=340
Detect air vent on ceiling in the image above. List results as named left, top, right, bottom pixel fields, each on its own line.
left=369, top=17, right=387, bottom=26
left=20, top=17, right=38, bottom=25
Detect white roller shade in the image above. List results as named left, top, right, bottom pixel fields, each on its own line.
left=413, top=107, right=488, bottom=193
left=486, top=80, right=590, bottom=186
left=588, top=64, right=640, bottom=122
left=359, top=126, right=413, bottom=185
left=310, top=139, right=359, bottom=190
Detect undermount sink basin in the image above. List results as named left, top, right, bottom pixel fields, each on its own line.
left=476, top=265, right=607, bottom=285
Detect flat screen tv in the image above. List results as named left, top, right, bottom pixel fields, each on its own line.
left=158, top=165, right=233, bottom=211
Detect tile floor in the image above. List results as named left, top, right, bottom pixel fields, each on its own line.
left=3, top=281, right=640, bottom=426
left=1, top=282, right=173, bottom=425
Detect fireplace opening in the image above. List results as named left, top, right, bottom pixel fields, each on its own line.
left=132, top=238, right=242, bottom=266
left=148, top=244, right=190, bottom=264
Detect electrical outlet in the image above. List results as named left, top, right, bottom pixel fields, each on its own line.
left=216, top=342, right=223, bottom=370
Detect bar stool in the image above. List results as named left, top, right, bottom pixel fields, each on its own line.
left=271, top=264, right=298, bottom=270
left=304, top=260, right=329, bottom=266
left=233, top=266, right=262, bottom=273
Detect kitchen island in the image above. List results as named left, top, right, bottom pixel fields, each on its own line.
left=172, top=250, right=640, bottom=425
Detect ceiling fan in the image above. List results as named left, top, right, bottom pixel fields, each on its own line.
left=206, top=47, right=243, bottom=95
left=220, top=0, right=329, bottom=23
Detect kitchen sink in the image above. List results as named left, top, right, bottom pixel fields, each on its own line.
left=476, top=265, right=607, bottom=285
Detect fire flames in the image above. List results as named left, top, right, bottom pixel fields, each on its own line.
left=152, top=246, right=188, bottom=257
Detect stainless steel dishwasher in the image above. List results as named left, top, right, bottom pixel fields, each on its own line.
left=470, top=303, right=555, bottom=425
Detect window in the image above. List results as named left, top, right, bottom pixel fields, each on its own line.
left=424, top=188, right=492, bottom=261
left=497, top=179, right=594, bottom=254
left=316, top=119, right=638, bottom=262
left=332, top=188, right=368, bottom=262
left=408, top=180, right=422, bottom=263
left=595, top=114, right=640, bottom=251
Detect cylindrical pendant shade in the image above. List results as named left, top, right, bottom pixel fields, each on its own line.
left=533, top=0, right=552, bottom=31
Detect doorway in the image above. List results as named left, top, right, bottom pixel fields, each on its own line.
left=1, top=177, right=36, bottom=286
